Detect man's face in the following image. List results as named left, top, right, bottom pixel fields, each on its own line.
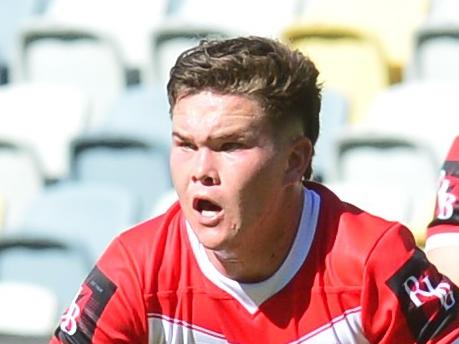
left=170, top=91, right=293, bottom=252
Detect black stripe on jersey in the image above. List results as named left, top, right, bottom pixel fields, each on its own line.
left=429, top=212, right=459, bottom=228
left=386, top=249, right=458, bottom=344
left=443, top=161, right=459, bottom=178
left=54, top=266, right=117, bottom=343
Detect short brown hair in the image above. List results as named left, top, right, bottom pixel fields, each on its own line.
left=167, top=36, right=321, bottom=179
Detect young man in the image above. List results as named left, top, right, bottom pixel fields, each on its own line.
left=426, top=136, right=459, bottom=285
left=51, top=37, right=459, bottom=343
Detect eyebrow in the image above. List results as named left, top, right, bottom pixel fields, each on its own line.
left=171, top=130, right=250, bottom=142
left=171, top=131, right=189, bottom=141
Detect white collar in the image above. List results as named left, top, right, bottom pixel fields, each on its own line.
left=186, top=188, right=320, bottom=314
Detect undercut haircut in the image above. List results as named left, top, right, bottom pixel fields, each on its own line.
left=167, top=36, right=322, bottom=179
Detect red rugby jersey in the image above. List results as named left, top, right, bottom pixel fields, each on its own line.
left=51, top=183, right=459, bottom=343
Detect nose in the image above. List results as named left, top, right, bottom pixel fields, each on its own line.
left=191, top=148, right=220, bottom=186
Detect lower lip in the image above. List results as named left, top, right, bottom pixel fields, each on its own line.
left=195, top=209, right=224, bottom=226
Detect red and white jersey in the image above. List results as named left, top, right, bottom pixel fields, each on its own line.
left=426, top=136, right=459, bottom=251
left=51, top=183, right=459, bottom=343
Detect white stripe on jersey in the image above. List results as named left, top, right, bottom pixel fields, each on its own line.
left=291, top=307, right=368, bottom=344
left=425, top=232, right=459, bottom=251
left=147, top=307, right=368, bottom=344
left=148, top=313, right=227, bottom=344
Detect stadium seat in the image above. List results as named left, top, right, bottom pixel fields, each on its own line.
left=166, top=0, right=298, bottom=38
left=0, top=0, right=49, bottom=83
left=145, top=20, right=234, bottom=88
left=312, top=88, right=350, bottom=182
left=282, top=23, right=390, bottom=123
left=331, top=132, right=438, bottom=187
left=70, top=134, right=172, bottom=219
left=345, top=80, right=459, bottom=240
left=45, top=0, right=169, bottom=73
left=326, top=130, right=439, bottom=244
left=0, top=235, right=91, bottom=315
left=0, top=281, right=57, bottom=339
left=0, top=197, right=4, bottom=231
left=407, top=23, right=459, bottom=81
left=0, top=82, right=90, bottom=180
left=326, top=180, right=414, bottom=226
left=360, top=80, right=459, bottom=163
left=12, top=20, right=127, bottom=127
left=151, top=188, right=178, bottom=217
left=296, top=0, right=430, bottom=83
left=0, top=141, right=44, bottom=232
left=15, top=181, right=140, bottom=262
left=427, top=0, right=459, bottom=23
left=99, top=85, right=172, bottom=149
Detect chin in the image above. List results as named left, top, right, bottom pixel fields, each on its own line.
left=197, top=233, right=227, bottom=250
left=193, top=225, right=231, bottom=250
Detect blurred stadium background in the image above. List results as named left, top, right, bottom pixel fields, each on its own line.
left=0, top=0, right=458, bottom=340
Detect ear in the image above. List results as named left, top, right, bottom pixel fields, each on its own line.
left=284, top=137, right=312, bottom=185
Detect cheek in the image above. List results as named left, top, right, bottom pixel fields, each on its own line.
left=169, top=150, right=189, bottom=190
left=226, top=153, right=284, bottom=201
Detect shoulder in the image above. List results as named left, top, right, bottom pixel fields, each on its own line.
left=98, top=201, right=187, bottom=278
left=116, top=201, right=185, bottom=251
left=95, top=201, right=193, bottom=294
left=306, top=181, right=408, bottom=248
left=305, top=182, right=416, bottom=283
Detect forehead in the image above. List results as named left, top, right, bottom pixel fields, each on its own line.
left=173, top=91, right=263, bottom=114
left=171, top=91, right=270, bottom=131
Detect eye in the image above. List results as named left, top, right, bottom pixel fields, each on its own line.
left=220, top=142, right=244, bottom=151
left=175, top=139, right=197, bottom=150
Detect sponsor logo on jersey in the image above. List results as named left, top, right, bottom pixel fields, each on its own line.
left=436, top=170, right=457, bottom=220
left=430, top=161, right=459, bottom=227
left=55, top=266, right=117, bottom=342
left=387, top=249, right=459, bottom=344
left=403, top=275, right=456, bottom=311
left=60, top=287, right=83, bottom=335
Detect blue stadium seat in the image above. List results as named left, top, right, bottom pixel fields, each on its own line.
left=0, top=82, right=90, bottom=180
left=0, top=140, right=44, bottom=232
left=70, top=134, right=171, bottom=220
left=360, top=80, right=459, bottom=162
left=312, top=88, right=350, bottom=182
left=144, top=20, right=235, bottom=88
left=12, top=21, right=127, bottom=127
left=166, top=0, right=298, bottom=38
left=325, top=130, right=440, bottom=244
left=407, top=24, right=459, bottom=81
left=0, top=235, right=92, bottom=315
left=45, top=0, right=169, bottom=72
left=0, top=280, right=57, bottom=340
left=0, top=0, right=49, bottom=83
left=15, top=181, right=140, bottom=262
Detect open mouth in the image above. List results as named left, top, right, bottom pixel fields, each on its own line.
left=193, top=198, right=222, bottom=218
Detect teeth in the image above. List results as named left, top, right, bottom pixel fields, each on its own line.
left=202, top=210, right=219, bottom=218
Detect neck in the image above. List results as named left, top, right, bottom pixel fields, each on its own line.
left=206, top=185, right=305, bottom=283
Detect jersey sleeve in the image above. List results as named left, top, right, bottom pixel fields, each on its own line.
left=426, top=136, right=459, bottom=251
left=49, top=236, right=148, bottom=343
left=361, top=224, right=459, bottom=343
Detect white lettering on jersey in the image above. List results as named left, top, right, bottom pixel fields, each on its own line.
left=403, top=276, right=456, bottom=311
left=60, top=287, right=82, bottom=335
left=437, top=170, right=456, bottom=220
